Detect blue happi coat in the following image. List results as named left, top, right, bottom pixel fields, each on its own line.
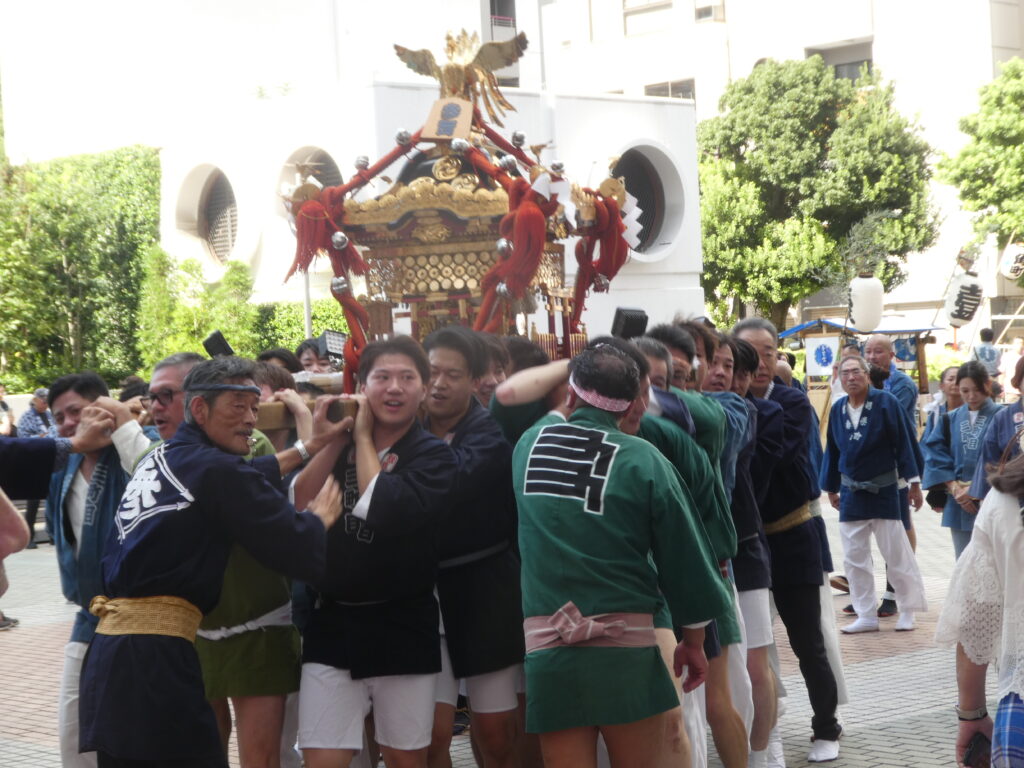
left=969, top=397, right=1024, bottom=500
left=922, top=399, right=1002, bottom=532
left=705, top=390, right=750, bottom=500
left=78, top=422, right=328, bottom=761
left=820, top=388, right=922, bottom=523
left=46, top=433, right=155, bottom=644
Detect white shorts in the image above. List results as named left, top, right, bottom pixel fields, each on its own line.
left=736, top=588, right=773, bottom=649
left=298, top=663, right=437, bottom=751
left=435, top=640, right=521, bottom=713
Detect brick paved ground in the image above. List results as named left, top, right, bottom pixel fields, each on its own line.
left=0, top=507, right=992, bottom=766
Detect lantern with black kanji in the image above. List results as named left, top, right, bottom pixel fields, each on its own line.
left=1000, top=245, right=1024, bottom=280
left=945, top=272, right=983, bottom=328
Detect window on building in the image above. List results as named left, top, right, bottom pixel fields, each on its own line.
left=694, top=1, right=725, bottom=22
left=834, top=59, right=872, bottom=81
left=806, top=41, right=873, bottom=83
left=612, top=149, right=665, bottom=253
left=201, top=171, right=237, bottom=263
left=307, top=149, right=343, bottom=188
left=645, top=79, right=695, bottom=100
left=624, top=0, right=673, bottom=36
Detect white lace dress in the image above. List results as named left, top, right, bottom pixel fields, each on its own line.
left=935, top=488, right=1024, bottom=700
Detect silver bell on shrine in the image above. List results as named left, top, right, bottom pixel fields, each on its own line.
left=496, top=238, right=513, bottom=257
left=355, top=155, right=370, bottom=170
left=496, top=282, right=512, bottom=299
left=331, top=231, right=350, bottom=250
left=396, top=130, right=412, bottom=146
left=511, top=131, right=526, bottom=147
left=330, top=276, right=351, bottom=296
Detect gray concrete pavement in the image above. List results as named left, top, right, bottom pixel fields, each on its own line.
left=0, top=507, right=991, bottom=766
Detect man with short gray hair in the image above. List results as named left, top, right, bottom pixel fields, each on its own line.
left=77, top=356, right=347, bottom=766
left=821, top=355, right=927, bottom=634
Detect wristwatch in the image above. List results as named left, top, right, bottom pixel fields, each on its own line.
left=956, top=704, right=988, bottom=721
left=293, top=439, right=311, bottom=463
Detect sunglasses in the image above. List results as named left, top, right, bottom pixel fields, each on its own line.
left=142, top=388, right=182, bottom=408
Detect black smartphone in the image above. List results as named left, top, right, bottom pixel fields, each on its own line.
left=963, top=730, right=992, bottom=768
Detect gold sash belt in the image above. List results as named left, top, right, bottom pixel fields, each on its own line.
left=764, top=503, right=812, bottom=536
left=89, top=595, right=202, bottom=643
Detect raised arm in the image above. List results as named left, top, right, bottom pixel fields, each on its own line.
left=495, top=359, right=569, bottom=405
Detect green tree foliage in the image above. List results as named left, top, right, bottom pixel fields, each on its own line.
left=136, top=255, right=263, bottom=367
left=254, top=298, right=350, bottom=352
left=941, top=57, right=1024, bottom=247
left=0, top=146, right=160, bottom=387
left=698, top=57, right=937, bottom=329
left=135, top=250, right=349, bottom=371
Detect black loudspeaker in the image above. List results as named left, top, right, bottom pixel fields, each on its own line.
left=611, top=308, right=649, bottom=340
left=317, top=329, right=348, bottom=370
left=202, top=330, right=235, bottom=357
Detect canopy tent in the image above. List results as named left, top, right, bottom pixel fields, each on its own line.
left=779, top=318, right=942, bottom=339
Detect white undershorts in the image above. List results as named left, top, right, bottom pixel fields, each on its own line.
left=298, top=663, right=437, bottom=751
left=736, top=588, right=774, bottom=649
left=435, top=640, right=521, bottom=713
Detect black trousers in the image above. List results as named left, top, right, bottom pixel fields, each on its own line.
left=97, top=753, right=228, bottom=768
left=772, top=583, right=841, bottom=741
left=23, top=499, right=40, bottom=542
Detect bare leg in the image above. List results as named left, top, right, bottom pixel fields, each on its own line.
left=304, top=748, right=356, bottom=768
left=209, top=697, right=232, bottom=754
left=234, top=694, right=287, bottom=768
left=470, top=709, right=519, bottom=768
left=366, top=714, right=382, bottom=766
left=704, top=648, right=748, bottom=768
left=539, top=725, right=599, bottom=768
left=380, top=745, right=429, bottom=768
left=746, top=647, right=777, bottom=752
left=517, top=693, right=543, bottom=768
left=602, top=712, right=669, bottom=768
left=655, top=628, right=691, bottom=768
left=428, top=702, right=455, bottom=768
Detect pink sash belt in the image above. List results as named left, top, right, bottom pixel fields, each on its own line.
left=523, top=601, right=657, bottom=653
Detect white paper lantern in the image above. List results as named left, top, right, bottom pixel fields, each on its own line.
left=1000, top=245, right=1024, bottom=280
left=849, top=273, right=884, bottom=332
left=945, top=272, right=983, bottom=328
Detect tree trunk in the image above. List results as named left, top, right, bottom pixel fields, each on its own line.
left=769, top=300, right=792, bottom=335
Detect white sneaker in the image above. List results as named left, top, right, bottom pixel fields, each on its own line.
left=767, top=726, right=786, bottom=768
left=840, top=617, right=879, bottom=634
left=807, top=738, right=840, bottom=762
left=895, top=612, right=916, bottom=631
left=748, top=749, right=769, bottom=768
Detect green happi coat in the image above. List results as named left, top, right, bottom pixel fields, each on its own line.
left=514, top=406, right=732, bottom=732
left=638, top=413, right=741, bottom=646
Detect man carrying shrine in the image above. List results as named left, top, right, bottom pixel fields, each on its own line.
left=514, top=344, right=731, bottom=768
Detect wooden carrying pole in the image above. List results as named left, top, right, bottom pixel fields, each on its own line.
left=255, top=399, right=357, bottom=431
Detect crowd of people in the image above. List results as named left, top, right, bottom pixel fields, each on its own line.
left=0, top=319, right=1022, bottom=768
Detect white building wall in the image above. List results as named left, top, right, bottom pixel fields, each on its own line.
left=538, top=0, right=1024, bottom=341
left=1, top=0, right=704, bottom=338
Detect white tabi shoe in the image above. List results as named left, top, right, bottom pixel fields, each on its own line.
left=840, top=617, right=879, bottom=634
left=807, top=738, right=840, bottom=763
left=895, top=611, right=916, bottom=631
